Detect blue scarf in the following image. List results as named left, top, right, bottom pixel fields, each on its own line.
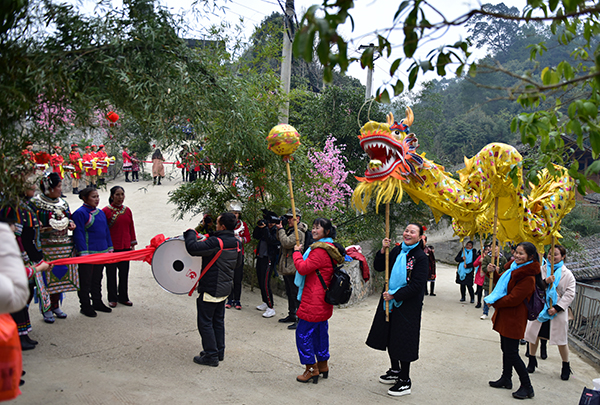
left=484, top=260, right=533, bottom=305
left=294, top=237, right=333, bottom=301
left=537, top=261, right=564, bottom=323
left=384, top=241, right=419, bottom=313
left=457, top=248, right=474, bottom=281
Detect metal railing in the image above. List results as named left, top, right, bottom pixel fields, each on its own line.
left=569, top=282, right=600, bottom=355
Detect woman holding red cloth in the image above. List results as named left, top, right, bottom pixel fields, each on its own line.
left=102, top=186, right=137, bottom=307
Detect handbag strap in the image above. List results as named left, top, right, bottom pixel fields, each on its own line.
left=188, top=237, right=224, bottom=296
left=315, top=256, right=337, bottom=293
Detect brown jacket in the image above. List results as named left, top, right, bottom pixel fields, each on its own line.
left=276, top=222, right=308, bottom=276
left=491, top=261, right=540, bottom=340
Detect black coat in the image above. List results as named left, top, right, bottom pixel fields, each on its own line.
left=366, top=242, right=428, bottom=362
left=184, top=229, right=242, bottom=298
left=454, top=248, right=478, bottom=285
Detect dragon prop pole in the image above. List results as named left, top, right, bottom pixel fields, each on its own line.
left=489, top=197, right=499, bottom=295
left=266, top=124, right=302, bottom=246
left=385, top=203, right=390, bottom=322
left=285, top=158, right=300, bottom=244
left=549, top=235, right=556, bottom=306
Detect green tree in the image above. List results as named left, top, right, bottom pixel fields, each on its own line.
left=294, top=0, right=600, bottom=193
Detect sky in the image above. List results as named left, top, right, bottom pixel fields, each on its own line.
left=71, top=0, right=527, bottom=92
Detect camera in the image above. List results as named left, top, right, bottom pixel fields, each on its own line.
left=257, top=219, right=267, bottom=226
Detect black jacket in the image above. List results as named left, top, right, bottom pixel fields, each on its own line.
left=366, top=241, right=428, bottom=362
left=252, top=224, right=280, bottom=259
left=184, top=229, right=242, bottom=298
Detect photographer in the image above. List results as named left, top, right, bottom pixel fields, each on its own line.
left=276, top=208, right=308, bottom=330
left=252, top=209, right=281, bottom=318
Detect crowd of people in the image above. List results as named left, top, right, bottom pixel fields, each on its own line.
left=0, top=159, right=580, bottom=400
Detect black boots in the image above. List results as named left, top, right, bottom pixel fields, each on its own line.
left=561, top=362, right=572, bottom=380
left=526, top=355, right=537, bottom=373
left=540, top=339, right=547, bottom=360
left=512, top=385, right=535, bottom=399
left=489, top=376, right=512, bottom=389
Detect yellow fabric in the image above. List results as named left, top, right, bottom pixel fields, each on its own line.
left=202, top=292, right=228, bottom=303
left=352, top=120, right=576, bottom=248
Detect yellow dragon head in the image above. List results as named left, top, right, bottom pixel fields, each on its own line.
left=355, top=107, right=425, bottom=184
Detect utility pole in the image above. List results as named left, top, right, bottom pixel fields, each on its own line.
left=279, top=0, right=295, bottom=124
left=359, top=43, right=378, bottom=101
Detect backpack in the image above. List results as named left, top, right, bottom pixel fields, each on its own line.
left=525, top=285, right=546, bottom=321
left=316, top=256, right=352, bottom=305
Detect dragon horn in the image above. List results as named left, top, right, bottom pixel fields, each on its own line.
left=386, top=112, right=394, bottom=127
left=405, top=107, right=414, bottom=127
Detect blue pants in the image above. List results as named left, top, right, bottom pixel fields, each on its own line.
left=483, top=290, right=489, bottom=316
left=296, top=319, right=329, bottom=365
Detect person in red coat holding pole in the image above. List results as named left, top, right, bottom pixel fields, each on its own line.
left=292, top=218, right=345, bottom=384
left=485, top=242, right=541, bottom=400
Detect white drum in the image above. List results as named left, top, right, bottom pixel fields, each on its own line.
left=151, top=235, right=204, bottom=295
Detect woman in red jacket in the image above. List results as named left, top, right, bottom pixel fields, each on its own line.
left=292, top=218, right=345, bottom=384
left=102, top=186, right=137, bottom=307
left=485, top=241, right=541, bottom=400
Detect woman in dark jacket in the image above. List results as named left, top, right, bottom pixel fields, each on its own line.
left=485, top=241, right=541, bottom=400
left=455, top=240, right=477, bottom=303
left=292, top=218, right=344, bottom=384
left=72, top=187, right=113, bottom=317
left=366, top=223, right=428, bottom=397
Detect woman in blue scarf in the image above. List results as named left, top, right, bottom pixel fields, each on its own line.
left=292, top=218, right=345, bottom=384
left=524, top=245, right=576, bottom=380
left=455, top=241, right=476, bottom=303
left=366, top=223, right=428, bottom=397
left=485, top=242, right=540, bottom=400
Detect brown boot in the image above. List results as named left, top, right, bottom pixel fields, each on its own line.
left=297, top=364, right=319, bottom=384
left=317, top=360, right=329, bottom=378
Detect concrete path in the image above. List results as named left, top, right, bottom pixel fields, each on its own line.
left=14, top=177, right=600, bottom=404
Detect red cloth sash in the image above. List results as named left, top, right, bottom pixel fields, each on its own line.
left=49, top=234, right=166, bottom=266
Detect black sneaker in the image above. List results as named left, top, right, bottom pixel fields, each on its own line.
left=279, top=315, right=296, bottom=323
left=287, top=322, right=297, bottom=330
left=388, top=378, right=411, bottom=396
left=200, top=350, right=224, bottom=361
left=93, top=303, right=112, bottom=313
left=379, top=369, right=400, bottom=384
left=193, top=355, right=219, bottom=367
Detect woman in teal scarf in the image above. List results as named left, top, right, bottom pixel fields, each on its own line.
left=455, top=241, right=476, bottom=303
left=524, top=245, right=576, bottom=380
left=366, top=223, right=428, bottom=397
left=485, top=242, right=540, bottom=400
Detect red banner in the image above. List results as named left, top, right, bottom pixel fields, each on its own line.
left=49, top=234, right=166, bottom=266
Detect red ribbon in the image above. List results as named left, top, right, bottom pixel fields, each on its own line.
left=49, top=234, right=166, bottom=266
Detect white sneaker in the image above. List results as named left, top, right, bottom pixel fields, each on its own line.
left=262, top=308, right=276, bottom=318
left=480, top=314, right=488, bottom=320
left=256, top=303, right=268, bottom=311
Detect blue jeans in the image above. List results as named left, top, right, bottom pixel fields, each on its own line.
left=483, top=290, right=489, bottom=315
left=296, top=319, right=329, bottom=365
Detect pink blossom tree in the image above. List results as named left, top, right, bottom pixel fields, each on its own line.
left=303, top=134, right=354, bottom=214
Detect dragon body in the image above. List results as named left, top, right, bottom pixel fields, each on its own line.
left=351, top=109, right=576, bottom=247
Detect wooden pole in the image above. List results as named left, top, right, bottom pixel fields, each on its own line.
left=285, top=160, right=300, bottom=246
left=489, top=197, right=499, bottom=294
left=385, top=202, right=390, bottom=322
left=549, top=235, right=556, bottom=307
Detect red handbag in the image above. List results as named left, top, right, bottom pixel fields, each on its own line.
left=0, top=313, right=22, bottom=401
